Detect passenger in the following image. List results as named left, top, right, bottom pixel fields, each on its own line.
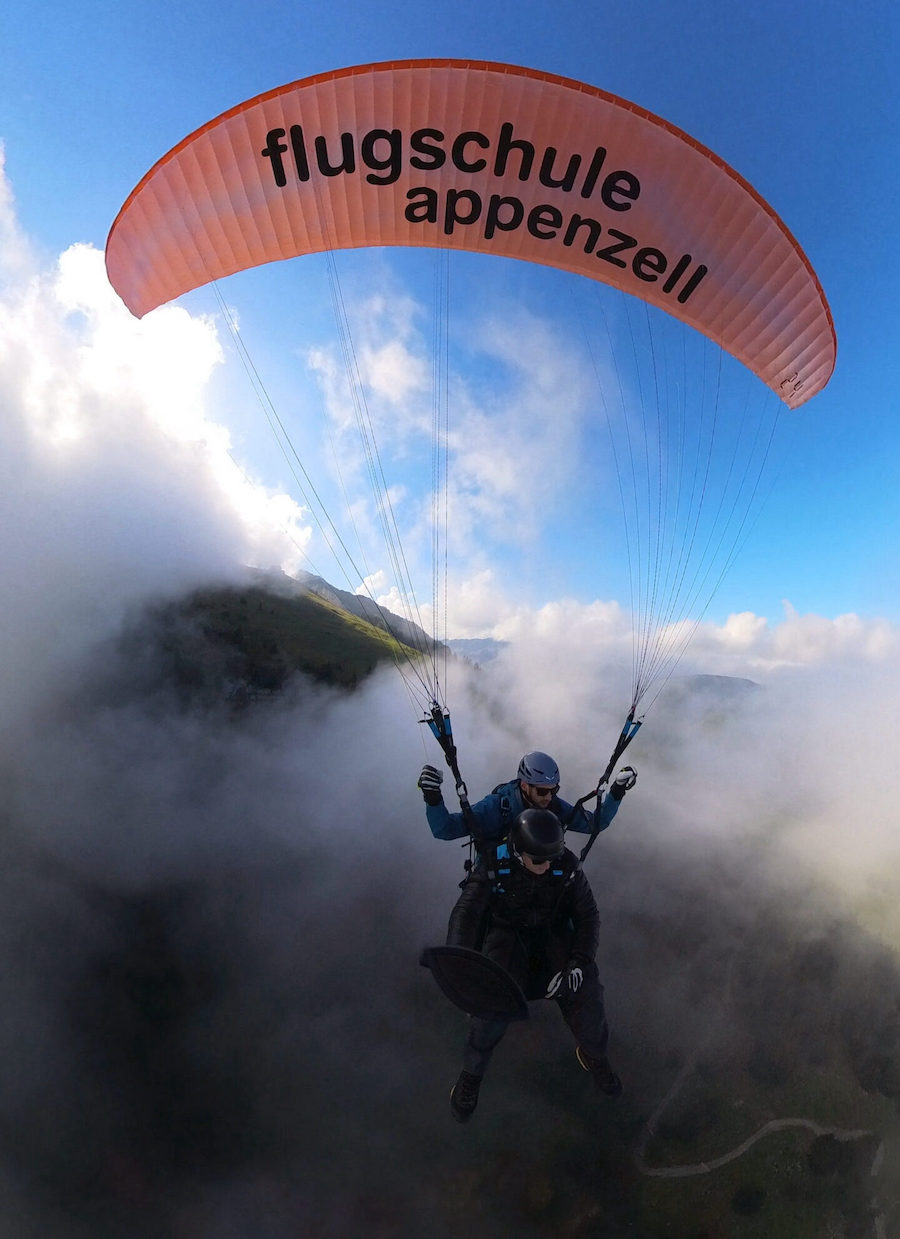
left=444, top=807, right=622, bottom=1122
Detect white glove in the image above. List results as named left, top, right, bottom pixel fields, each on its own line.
left=614, top=765, right=637, bottom=791
left=610, top=765, right=637, bottom=800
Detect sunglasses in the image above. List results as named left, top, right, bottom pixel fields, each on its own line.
left=523, top=851, right=562, bottom=865
left=528, top=784, right=559, bottom=797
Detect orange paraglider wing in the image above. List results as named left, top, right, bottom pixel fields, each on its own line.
left=106, top=59, right=834, bottom=408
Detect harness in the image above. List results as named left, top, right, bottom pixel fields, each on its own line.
left=491, top=842, right=570, bottom=895
left=491, top=783, right=516, bottom=834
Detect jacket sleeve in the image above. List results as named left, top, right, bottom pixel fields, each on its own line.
left=446, top=868, right=491, bottom=950
left=425, top=799, right=468, bottom=841
left=425, top=793, right=503, bottom=843
left=566, top=869, right=601, bottom=964
left=556, top=791, right=621, bottom=836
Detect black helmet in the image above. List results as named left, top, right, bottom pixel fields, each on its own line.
left=510, top=808, right=565, bottom=861
left=517, top=751, right=560, bottom=787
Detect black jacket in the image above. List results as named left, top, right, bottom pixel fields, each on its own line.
left=446, top=845, right=601, bottom=966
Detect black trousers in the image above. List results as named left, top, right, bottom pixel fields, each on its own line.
left=461, top=924, right=610, bottom=1077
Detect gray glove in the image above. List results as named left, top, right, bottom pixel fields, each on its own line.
left=417, top=764, right=444, bottom=806
left=545, top=964, right=584, bottom=998
left=610, top=765, right=637, bottom=800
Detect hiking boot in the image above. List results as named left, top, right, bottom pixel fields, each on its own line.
left=576, top=1046, right=623, bottom=1098
left=450, top=1069, right=482, bottom=1123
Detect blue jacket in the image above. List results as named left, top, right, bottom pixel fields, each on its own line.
left=425, top=778, right=620, bottom=844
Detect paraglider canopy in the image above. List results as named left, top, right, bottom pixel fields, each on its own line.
left=106, top=60, right=837, bottom=726
left=106, top=58, right=835, bottom=409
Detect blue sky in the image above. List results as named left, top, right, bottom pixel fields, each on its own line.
left=3, top=0, right=899, bottom=654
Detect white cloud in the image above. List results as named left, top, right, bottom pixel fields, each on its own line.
left=0, top=146, right=33, bottom=285
left=303, top=279, right=599, bottom=593
left=361, top=336, right=429, bottom=406
left=456, top=591, right=899, bottom=675
left=442, top=307, right=590, bottom=547
left=443, top=568, right=516, bottom=636
left=0, top=164, right=319, bottom=721
left=683, top=602, right=900, bottom=675
left=771, top=602, right=900, bottom=664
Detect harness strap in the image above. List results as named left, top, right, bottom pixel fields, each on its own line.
left=573, top=706, right=643, bottom=864
left=422, top=701, right=498, bottom=876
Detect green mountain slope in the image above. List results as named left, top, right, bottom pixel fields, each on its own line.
left=162, top=582, right=424, bottom=697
